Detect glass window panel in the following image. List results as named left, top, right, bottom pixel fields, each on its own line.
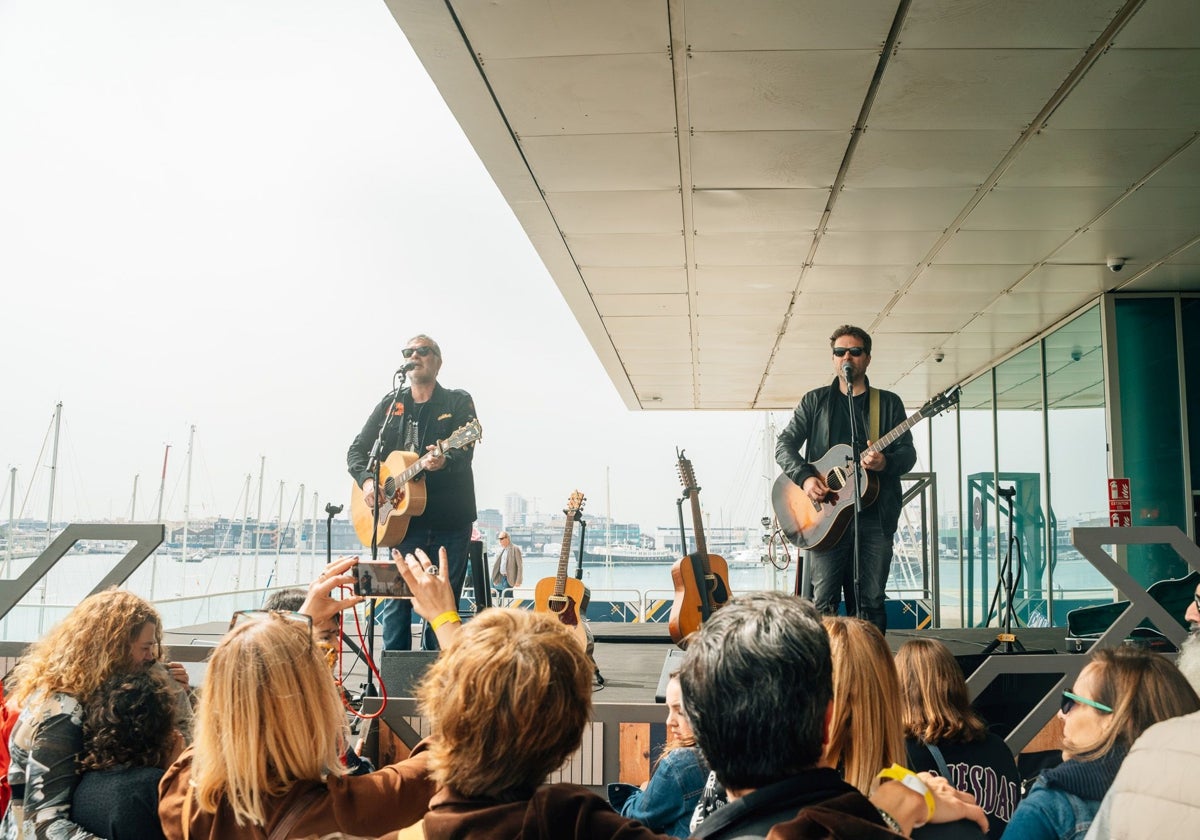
left=1046, top=305, right=1111, bottom=622
left=959, top=373, right=996, bottom=627
left=930, top=405, right=962, bottom=625
left=996, top=343, right=1048, bottom=627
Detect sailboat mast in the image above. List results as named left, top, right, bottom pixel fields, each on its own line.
left=129, top=474, right=139, bottom=522
left=182, top=424, right=195, bottom=566
left=253, top=455, right=265, bottom=588
left=45, top=402, right=62, bottom=547
left=6, top=468, right=15, bottom=576
left=151, top=444, right=170, bottom=600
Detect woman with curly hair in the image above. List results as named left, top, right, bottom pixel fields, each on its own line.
left=71, top=669, right=182, bottom=840
left=896, top=639, right=1021, bottom=840
left=1003, top=646, right=1200, bottom=839
left=2, top=587, right=181, bottom=840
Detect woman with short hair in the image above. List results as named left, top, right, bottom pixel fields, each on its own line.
left=1003, top=646, right=1200, bottom=839
left=380, top=608, right=668, bottom=840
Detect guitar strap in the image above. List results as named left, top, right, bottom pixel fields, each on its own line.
left=868, top=387, right=880, bottom=443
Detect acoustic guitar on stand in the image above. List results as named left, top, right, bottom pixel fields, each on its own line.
left=771, top=385, right=960, bottom=551
left=350, top=419, right=483, bottom=547
left=668, top=451, right=731, bottom=646
left=534, top=491, right=590, bottom=651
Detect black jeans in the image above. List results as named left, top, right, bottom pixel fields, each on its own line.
left=808, top=510, right=892, bottom=633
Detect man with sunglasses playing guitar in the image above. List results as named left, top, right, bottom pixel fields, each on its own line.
left=775, top=325, right=916, bottom=633
left=347, top=334, right=479, bottom=651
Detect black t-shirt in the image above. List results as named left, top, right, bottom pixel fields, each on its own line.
left=827, top=390, right=870, bottom=453
left=905, top=733, right=1022, bottom=840
left=73, top=765, right=166, bottom=840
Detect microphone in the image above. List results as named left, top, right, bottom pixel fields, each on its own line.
left=842, top=362, right=853, bottom=383
left=397, top=360, right=417, bottom=374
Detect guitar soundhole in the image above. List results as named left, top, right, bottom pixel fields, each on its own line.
left=827, top=468, right=846, bottom=492
left=548, top=596, right=579, bottom=626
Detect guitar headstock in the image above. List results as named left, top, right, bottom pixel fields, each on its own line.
left=563, top=490, right=586, bottom=518
left=676, top=448, right=699, bottom=494
left=443, top=419, right=483, bottom=451
left=919, top=385, right=961, bottom=419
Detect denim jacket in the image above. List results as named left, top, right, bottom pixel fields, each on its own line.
left=619, top=747, right=708, bottom=839
left=1002, top=751, right=1124, bottom=840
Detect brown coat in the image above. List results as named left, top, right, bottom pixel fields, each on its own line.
left=158, top=741, right=435, bottom=840
left=380, top=783, right=669, bottom=840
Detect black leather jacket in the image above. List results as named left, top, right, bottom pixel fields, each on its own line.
left=347, top=382, right=478, bottom=529
left=775, top=378, right=916, bottom=538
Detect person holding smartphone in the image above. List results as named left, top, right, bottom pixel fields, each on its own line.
left=347, top=334, right=479, bottom=651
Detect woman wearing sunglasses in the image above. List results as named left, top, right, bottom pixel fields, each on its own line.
left=1002, top=646, right=1199, bottom=839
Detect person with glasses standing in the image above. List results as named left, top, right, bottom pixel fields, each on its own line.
left=1002, top=646, right=1199, bottom=840
left=775, top=324, right=917, bottom=633
left=489, top=532, right=523, bottom=605
left=347, top=334, right=479, bottom=651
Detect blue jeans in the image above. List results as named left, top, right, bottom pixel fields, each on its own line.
left=377, top=525, right=471, bottom=651
left=808, top=510, right=892, bottom=633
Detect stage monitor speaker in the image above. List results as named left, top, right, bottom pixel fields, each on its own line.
left=468, top=539, right=491, bottom=610
left=380, top=650, right=439, bottom=698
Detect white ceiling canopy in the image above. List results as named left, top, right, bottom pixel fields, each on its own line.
left=385, top=0, right=1200, bottom=410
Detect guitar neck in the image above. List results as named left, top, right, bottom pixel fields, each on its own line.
left=393, top=446, right=438, bottom=485
left=867, top=408, right=926, bottom=454
left=687, top=491, right=712, bottom=574
left=554, top=518, right=576, bottom=596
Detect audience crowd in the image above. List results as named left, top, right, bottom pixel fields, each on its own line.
left=2, top=551, right=1199, bottom=840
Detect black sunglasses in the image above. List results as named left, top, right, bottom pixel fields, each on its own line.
left=1194, top=592, right=1200, bottom=612
left=832, top=346, right=865, bottom=358
left=401, top=346, right=437, bottom=359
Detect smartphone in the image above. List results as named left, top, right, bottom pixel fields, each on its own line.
left=352, top=560, right=413, bottom=598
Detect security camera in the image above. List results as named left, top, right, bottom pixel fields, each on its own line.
left=1106, top=257, right=1126, bottom=272
left=1070, top=348, right=1082, bottom=362
left=933, top=351, right=945, bottom=363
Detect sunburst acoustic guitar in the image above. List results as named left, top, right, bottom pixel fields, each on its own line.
left=668, top=451, right=731, bottom=646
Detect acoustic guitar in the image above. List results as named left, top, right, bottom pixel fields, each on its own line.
left=534, top=491, right=590, bottom=651
left=668, top=451, right=731, bottom=646
left=771, top=385, right=960, bottom=551
left=350, top=419, right=483, bottom=547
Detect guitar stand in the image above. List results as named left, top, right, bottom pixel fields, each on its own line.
left=572, top=512, right=605, bottom=688
left=983, top=485, right=1026, bottom=655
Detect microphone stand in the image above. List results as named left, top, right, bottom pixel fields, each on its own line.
left=363, top=368, right=407, bottom=697
left=571, top=511, right=603, bottom=686
left=843, top=363, right=864, bottom=623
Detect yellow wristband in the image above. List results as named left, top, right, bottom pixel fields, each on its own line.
left=430, top=610, right=462, bottom=632
left=878, top=764, right=935, bottom=823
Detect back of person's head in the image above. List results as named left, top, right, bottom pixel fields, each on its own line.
left=8, top=587, right=162, bottom=707
left=1071, top=645, right=1200, bottom=761
left=823, top=616, right=905, bottom=793
left=895, top=638, right=987, bottom=745
left=679, top=592, right=831, bottom=792
left=80, top=669, right=178, bottom=771
left=263, top=588, right=306, bottom=612
left=416, top=608, right=592, bottom=800
left=192, top=612, right=346, bottom=826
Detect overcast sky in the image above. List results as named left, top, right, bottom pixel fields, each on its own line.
left=0, top=0, right=805, bottom=539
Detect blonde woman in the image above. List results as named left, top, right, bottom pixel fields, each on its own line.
left=896, top=639, right=1021, bottom=839
left=2, top=588, right=182, bottom=840
left=822, top=616, right=907, bottom=794
left=157, top=607, right=434, bottom=839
